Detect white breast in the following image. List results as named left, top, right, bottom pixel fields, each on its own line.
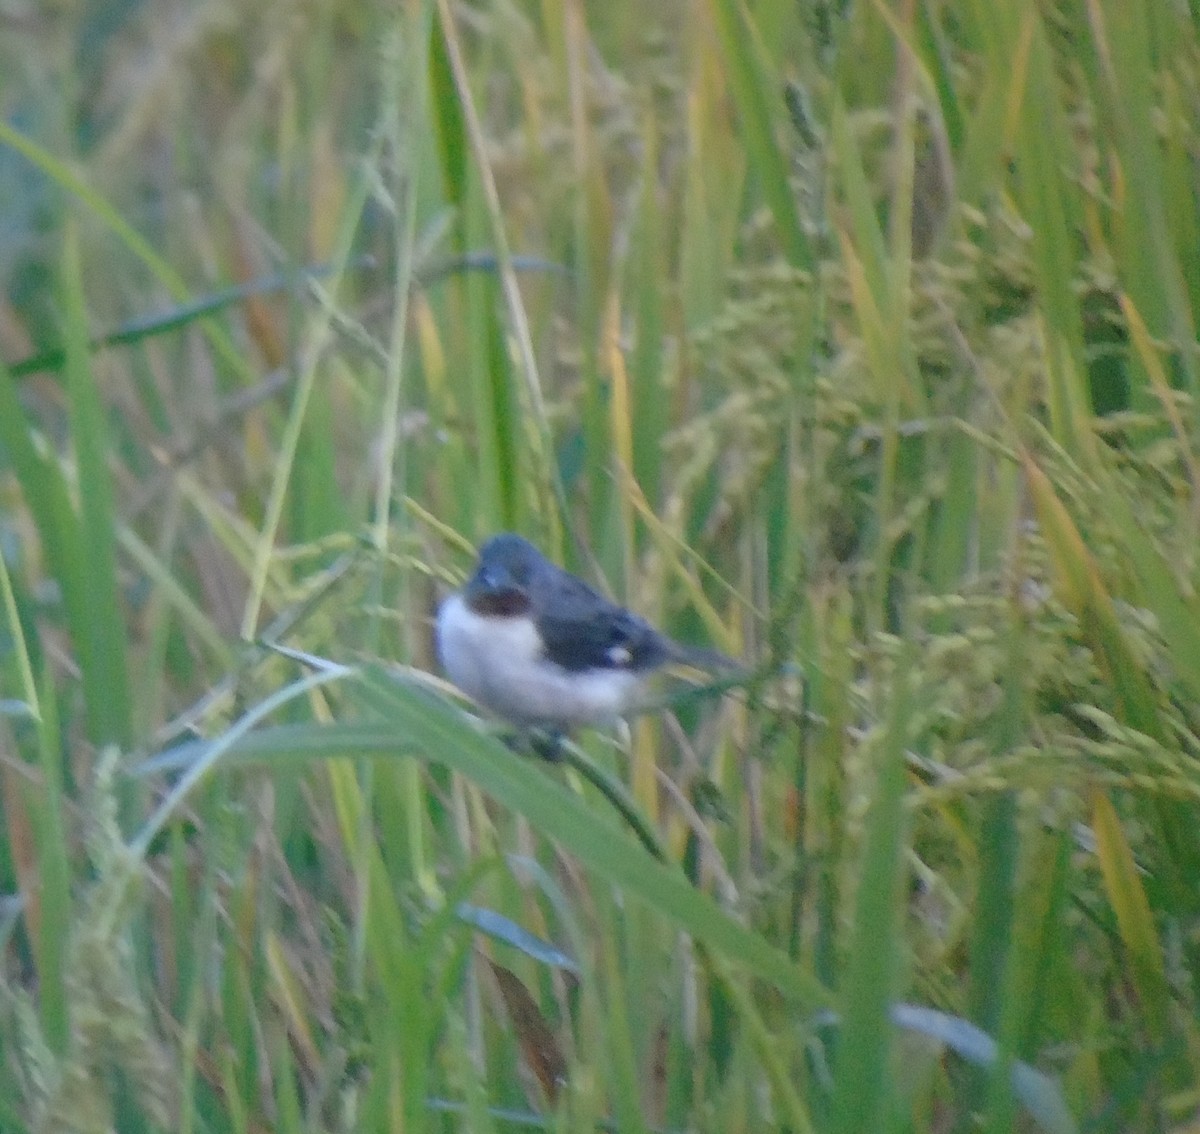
left=435, top=594, right=645, bottom=726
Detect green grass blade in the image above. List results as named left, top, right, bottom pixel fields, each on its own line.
left=0, top=539, right=40, bottom=723
left=0, top=367, right=93, bottom=718
left=829, top=648, right=913, bottom=1133
left=0, top=118, right=253, bottom=385
left=61, top=222, right=133, bottom=749
left=1098, top=475, right=1200, bottom=703
left=1094, top=0, right=1198, bottom=399
left=129, top=663, right=356, bottom=857
left=30, top=665, right=70, bottom=1054
left=1091, top=788, right=1169, bottom=1040
left=707, top=0, right=812, bottom=270
left=968, top=617, right=1027, bottom=1035
left=349, top=668, right=831, bottom=1008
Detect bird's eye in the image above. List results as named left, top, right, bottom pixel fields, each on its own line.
left=607, top=619, right=634, bottom=647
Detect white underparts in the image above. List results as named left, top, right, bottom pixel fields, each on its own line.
left=435, top=594, right=646, bottom=726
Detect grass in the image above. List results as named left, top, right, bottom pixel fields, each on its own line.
left=2, top=0, right=1200, bottom=1129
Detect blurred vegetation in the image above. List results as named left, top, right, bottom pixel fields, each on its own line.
left=2, top=0, right=1200, bottom=1130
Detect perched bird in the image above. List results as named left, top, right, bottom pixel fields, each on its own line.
left=436, top=533, right=738, bottom=730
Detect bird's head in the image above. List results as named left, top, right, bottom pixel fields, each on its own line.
left=463, top=533, right=542, bottom=616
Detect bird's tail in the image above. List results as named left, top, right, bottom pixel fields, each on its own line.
left=666, top=640, right=745, bottom=675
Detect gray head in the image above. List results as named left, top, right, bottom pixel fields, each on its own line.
left=463, top=533, right=546, bottom=615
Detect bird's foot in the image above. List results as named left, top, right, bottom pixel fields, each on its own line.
left=500, top=727, right=568, bottom=763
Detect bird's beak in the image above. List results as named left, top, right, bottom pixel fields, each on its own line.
left=470, top=562, right=511, bottom=596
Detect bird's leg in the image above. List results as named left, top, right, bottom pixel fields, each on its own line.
left=528, top=727, right=568, bottom=763
left=499, top=727, right=568, bottom=763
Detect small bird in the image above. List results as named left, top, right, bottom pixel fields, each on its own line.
left=436, top=533, right=738, bottom=731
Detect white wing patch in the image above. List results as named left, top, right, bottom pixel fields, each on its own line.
left=605, top=644, right=633, bottom=667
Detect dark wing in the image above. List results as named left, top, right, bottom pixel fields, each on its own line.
left=532, top=565, right=671, bottom=673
